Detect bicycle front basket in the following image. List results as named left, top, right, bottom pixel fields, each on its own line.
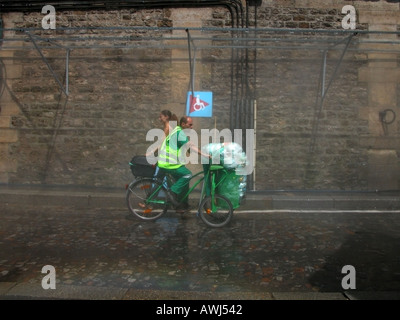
left=129, top=156, right=156, bottom=177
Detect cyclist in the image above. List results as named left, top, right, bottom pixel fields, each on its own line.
left=157, top=116, right=211, bottom=211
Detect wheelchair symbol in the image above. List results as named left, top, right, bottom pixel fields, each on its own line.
left=193, top=95, right=206, bottom=111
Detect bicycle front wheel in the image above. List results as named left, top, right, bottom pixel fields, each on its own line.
left=199, top=194, right=233, bottom=228
left=126, top=178, right=168, bottom=220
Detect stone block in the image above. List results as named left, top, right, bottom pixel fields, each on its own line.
left=369, top=149, right=398, bottom=165
left=367, top=53, right=398, bottom=69
left=0, top=129, right=18, bottom=143
left=368, top=149, right=399, bottom=190
left=0, top=116, right=11, bottom=128
left=360, top=136, right=400, bottom=150
left=368, top=82, right=397, bottom=109
left=0, top=144, right=17, bottom=172
left=0, top=50, right=15, bottom=58
left=4, top=64, right=22, bottom=79
left=359, top=11, right=400, bottom=25
left=2, top=12, right=24, bottom=24
left=0, top=158, right=17, bottom=172
left=170, top=7, right=212, bottom=23
left=0, top=103, right=21, bottom=116
left=0, top=172, right=9, bottom=183
left=358, top=67, right=399, bottom=83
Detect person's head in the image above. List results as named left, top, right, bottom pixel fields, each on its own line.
left=159, top=110, right=172, bottom=123
left=159, top=110, right=178, bottom=124
left=180, top=116, right=193, bottom=129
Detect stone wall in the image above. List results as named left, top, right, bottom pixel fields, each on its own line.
left=0, top=1, right=399, bottom=191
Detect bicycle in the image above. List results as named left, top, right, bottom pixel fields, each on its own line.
left=126, top=156, right=234, bottom=228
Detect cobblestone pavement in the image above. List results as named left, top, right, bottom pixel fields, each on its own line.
left=1, top=203, right=400, bottom=296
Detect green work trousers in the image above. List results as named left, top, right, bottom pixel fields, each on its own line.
left=159, top=165, right=192, bottom=204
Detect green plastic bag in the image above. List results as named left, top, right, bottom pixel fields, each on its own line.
left=216, top=170, right=241, bottom=209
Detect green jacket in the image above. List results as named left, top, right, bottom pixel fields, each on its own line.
left=157, top=126, right=189, bottom=169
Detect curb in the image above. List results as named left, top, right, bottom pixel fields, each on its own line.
left=2, top=282, right=400, bottom=300
left=0, top=282, right=346, bottom=300
left=1, top=186, right=400, bottom=211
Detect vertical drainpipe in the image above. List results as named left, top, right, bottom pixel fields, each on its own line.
left=253, top=99, right=257, bottom=191
left=245, top=0, right=261, bottom=191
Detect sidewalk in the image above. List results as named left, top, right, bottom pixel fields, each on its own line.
left=2, top=280, right=400, bottom=300
left=0, top=184, right=399, bottom=212
left=243, top=189, right=400, bottom=212
left=0, top=282, right=346, bottom=300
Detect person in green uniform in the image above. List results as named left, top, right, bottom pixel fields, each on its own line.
left=157, top=116, right=210, bottom=211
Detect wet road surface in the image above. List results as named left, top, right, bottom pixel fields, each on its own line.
left=1, top=203, right=400, bottom=295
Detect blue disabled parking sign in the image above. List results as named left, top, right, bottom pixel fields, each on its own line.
left=186, top=91, right=213, bottom=118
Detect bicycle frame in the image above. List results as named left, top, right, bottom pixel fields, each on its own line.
left=142, top=165, right=230, bottom=211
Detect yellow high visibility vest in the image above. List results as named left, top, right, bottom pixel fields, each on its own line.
left=157, top=126, right=184, bottom=169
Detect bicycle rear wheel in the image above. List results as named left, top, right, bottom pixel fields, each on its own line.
left=199, top=194, right=233, bottom=227
left=126, top=178, right=168, bottom=220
